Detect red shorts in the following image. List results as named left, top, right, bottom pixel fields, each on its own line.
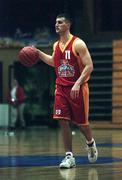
left=53, top=83, right=89, bottom=125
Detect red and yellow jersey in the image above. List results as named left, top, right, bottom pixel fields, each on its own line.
left=53, top=34, right=89, bottom=86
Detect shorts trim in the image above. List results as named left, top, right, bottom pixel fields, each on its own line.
left=53, top=116, right=70, bottom=121
left=53, top=116, right=89, bottom=126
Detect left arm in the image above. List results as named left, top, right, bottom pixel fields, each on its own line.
left=70, top=39, right=93, bottom=99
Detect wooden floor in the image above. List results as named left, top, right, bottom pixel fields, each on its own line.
left=0, top=126, right=122, bottom=180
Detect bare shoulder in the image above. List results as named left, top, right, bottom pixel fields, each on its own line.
left=75, top=38, right=87, bottom=50
left=74, top=38, right=89, bottom=56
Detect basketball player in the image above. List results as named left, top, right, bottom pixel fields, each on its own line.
left=37, top=13, right=98, bottom=168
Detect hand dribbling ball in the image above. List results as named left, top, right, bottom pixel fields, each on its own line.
left=18, top=46, right=39, bottom=67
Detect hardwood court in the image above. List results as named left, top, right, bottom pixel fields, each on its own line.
left=0, top=126, right=122, bottom=180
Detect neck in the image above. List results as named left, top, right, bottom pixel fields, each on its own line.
left=60, top=32, right=71, bottom=44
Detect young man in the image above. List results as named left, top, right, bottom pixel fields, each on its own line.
left=37, top=13, right=98, bottom=168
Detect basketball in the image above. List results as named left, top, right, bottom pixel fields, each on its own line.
left=18, top=46, right=39, bottom=67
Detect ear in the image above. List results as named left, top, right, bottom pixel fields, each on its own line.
left=67, top=22, right=71, bottom=29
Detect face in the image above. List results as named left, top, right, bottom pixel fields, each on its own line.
left=55, top=17, right=70, bottom=34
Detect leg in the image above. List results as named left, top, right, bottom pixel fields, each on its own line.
left=53, top=86, right=76, bottom=168
left=59, top=120, right=76, bottom=168
left=79, top=124, right=98, bottom=163
left=79, top=124, right=93, bottom=142
left=59, top=120, right=72, bottom=152
left=10, top=106, right=17, bottom=128
left=18, top=103, right=25, bottom=127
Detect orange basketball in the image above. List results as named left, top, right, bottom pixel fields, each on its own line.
left=18, top=46, right=39, bottom=67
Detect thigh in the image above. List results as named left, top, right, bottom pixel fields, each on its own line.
left=69, top=83, right=89, bottom=125
left=53, top=86, right=71, bottom=121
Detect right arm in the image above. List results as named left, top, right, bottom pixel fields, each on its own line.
left=37, top=50, right=54, bottom=67
left=37, top=42, right=58, bottom=67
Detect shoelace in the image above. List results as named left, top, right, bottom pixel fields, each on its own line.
left=61, top=156, right=71, bottom=162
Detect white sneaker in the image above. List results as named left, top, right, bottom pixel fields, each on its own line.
left=59, top=156, right=76, bottom=168
left=86, top=140, right=98, bottom=163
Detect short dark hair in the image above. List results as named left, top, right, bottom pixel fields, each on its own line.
left=56, top=13, right=72, bottom=24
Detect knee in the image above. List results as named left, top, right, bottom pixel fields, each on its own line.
left=59, top=120, right=69, bottom=128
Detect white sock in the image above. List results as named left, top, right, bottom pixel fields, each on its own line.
left=86, top=138, right=94, bottom=145
left=66, top=152, right=73, bottom=157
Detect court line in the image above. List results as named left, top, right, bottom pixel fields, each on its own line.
left=0, top=156, right=122, bottom=167
left=97, top=143, right=122, bottom=147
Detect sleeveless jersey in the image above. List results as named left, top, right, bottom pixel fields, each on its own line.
left=53, top=34, right=89, bottom=86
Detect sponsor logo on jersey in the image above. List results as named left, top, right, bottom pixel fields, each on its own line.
left=58, top=59, right=75, bottom=77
